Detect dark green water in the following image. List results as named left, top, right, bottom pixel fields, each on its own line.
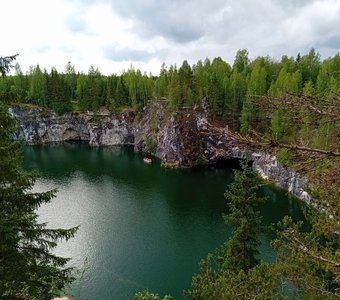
left=23, top=144, right=304, bottom=300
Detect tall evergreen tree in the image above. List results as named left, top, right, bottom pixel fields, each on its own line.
left=192, top=59, right=209, bottom=101
left=47, top=68, right=70, bottom=114
left=186, top=160, right=274, bottom=299
left=154, top=63, right=169, bottom=99
left=0, top=56, right=78, bottom=300
left=115, top=76, right=129, bottom=107
left=222, top=159, right=266, bottom=271
left=297, top=48, right=320, bottom=85
left=106, top=74, right=118, bottom=112
left=168, top=66, right=181, bottom=110
left=76, top=73, right=87, bottom=110
left=178, top=60, right=193, bottom=106
left=12, top=63, right=28, bottom=102
left=240, top=60, right=267, bottom=133
left=229, top=70, right=247, bottom=130
left=0, top=54, right=18, bottom=76
left=63, top=61, right=77, bottom=102
left=27, top=64, right=48, bottom=107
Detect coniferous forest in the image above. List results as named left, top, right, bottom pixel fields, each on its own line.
left=1, top=49, right=339, bottom=150
left=0, top=49, right=339, bottom=299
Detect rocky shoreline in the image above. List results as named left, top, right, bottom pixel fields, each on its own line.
left=10, top=103, right=310, bottom=203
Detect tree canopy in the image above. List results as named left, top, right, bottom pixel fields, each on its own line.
left=1, top=49, right=339, bottom=299
left=0, top=55, right=78, bottom=299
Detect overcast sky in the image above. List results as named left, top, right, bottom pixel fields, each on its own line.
left=1, top=0, right=340, bottom=75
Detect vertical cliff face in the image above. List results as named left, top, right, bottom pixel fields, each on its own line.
left=11, top=103, right=310, bottom=202
left=133, top=101, right=311, bottom=202
left=10, top=106, right=134, bottom=146
left=252, top=153, right=311, bottom=202
left=10, top=106, right=90, bottom=144
left=87, top=114, right=135, bottom=146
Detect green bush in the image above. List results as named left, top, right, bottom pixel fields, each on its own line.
left=134, top=290, right=173, bottom=300
left=144, top=135, right=157, bottom=155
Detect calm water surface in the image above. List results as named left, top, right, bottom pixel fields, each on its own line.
left=23, top=144, right=304, bottom=300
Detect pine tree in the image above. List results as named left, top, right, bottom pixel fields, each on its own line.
left=222, top=159, right=266, bottom=271
left=12, top=63, right=29, bottom=103
left=0, top=56, right=78, bottom=300
left=192, top=60, right=208, bottom=101
left=76, top=73, right=87, bottom=110
left=168, top=66, right=181, bottom=110
left=0, top=54, right=18, bottom=77
left=186, top=160, right=276, bottom=299
left=106, top=74, right=118, bottom=112
left=27, top=64, right=48, bottom=107
left=115, top=76, right=129, bottom=107
left=154, top=63, right=169, bottom=99
left=63, top=61, right=77, bottom=102
left=47, top=68, right=70, bottom=114
left=229, top=70, right=247, bottom=130
left=178, top=60, right=193, bottom=106
left=297, top=48, right=320, bottom=85
left=240, top=60, right=267, bottom=133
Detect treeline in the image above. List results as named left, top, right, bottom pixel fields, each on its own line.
left=0, top=62, right=154, bottom=114
left=0, top=49, right=339, bottom=144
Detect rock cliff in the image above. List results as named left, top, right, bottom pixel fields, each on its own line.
left=10, top=103, right=310, bottom=202
left=10, top=105, right=134, bottom=146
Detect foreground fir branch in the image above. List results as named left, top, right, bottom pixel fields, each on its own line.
left=0, top=55, right=78, bottom=300
left=0, top=54, right=18, bottom=77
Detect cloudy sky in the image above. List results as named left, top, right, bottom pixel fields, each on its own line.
left=1, top=0, right=340, bottom=75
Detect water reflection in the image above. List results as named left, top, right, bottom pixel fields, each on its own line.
left=23, top=144, right=305, bottom=300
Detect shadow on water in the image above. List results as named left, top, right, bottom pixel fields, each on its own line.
left=23, top=144, right=306, bottom=300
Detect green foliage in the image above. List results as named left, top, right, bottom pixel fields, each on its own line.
left=2, top=50, right=339, bottom=299
left=178, top=60, right=193, bottom=106
left=186, top=260, right=284, bottom=300
left=115, top=76, right=129, bottom=107
left=196, top=153, right=207, bottom=165
left=47, top=68, right=71, bottom=114
left=1, top=49, right=338, bottom=140
left=298, top=48, right=321, bottom=84
left=272, top=215, right=339, bottom=299
left=63, top=61, right=77, bottom=101
left=0, top=57, right=78, bottom=300
left=134, top=290, right=173, bottom=300
left=314, top=119, right=332, bottom=150
left=168, top=66, right=181, bottom=110
left=228, top=69, right=247, bottom=129
left=270, top=109, right=285, bottom=141
left=154, top=63, right=169, bottom=98
left=222, top=160, right=266, bottom=272
left=27, top=64, right=48, bottom=106
left=144, top=135, right=157, bottom=155
left=0, top=54, right=18, bottom=76
left=240, top=60, right=267, bottom=133
left=233, top=49, right=249, bottom=74
left=276, top=148, right=295, bottom=167
left=187, top=160, right=273, bottom=299
left=12, top=63, right=29, bottom=102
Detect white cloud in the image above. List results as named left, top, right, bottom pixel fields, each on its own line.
left=1, top=0, right=339, bottom=76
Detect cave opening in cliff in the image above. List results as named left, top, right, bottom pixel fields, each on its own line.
left=64, top=139, right=90, bottom=145
left=209, top=158, right=253, bottom=170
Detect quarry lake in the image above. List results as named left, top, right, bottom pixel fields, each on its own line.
left=23, top=144, right=304, bottom=300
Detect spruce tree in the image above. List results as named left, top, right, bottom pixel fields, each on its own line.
left=27, top=64, right=48, bottom=107
left=222, top=159, right=265, bottom=272
left=0, top=56, right=78, bottom=300
left=186, top=160, right=277, bottom=299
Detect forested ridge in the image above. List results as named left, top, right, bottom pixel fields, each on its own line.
left=1, top=50, right=339, bottom=299
left=1, top=49, right=339, bottom=151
